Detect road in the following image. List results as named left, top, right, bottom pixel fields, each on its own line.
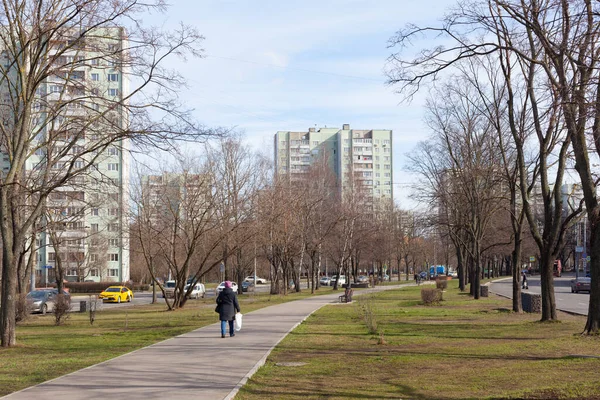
left=489, top=273, right=590, bottom=315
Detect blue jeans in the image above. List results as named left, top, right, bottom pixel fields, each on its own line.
left=221, top=320, right=234, bottom=336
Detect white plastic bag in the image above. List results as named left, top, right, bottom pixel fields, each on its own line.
left=235, top=313, right=242, bottom=331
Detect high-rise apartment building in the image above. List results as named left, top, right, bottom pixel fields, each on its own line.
left=0, top=28, right=130, bottom=283
left=274, top=124, right=393, bottom=205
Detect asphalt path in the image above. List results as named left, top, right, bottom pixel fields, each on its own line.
left=489, top=273, right=590, bottom=315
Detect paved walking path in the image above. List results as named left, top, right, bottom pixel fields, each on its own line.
left=4, top=284, right=409, bottom=400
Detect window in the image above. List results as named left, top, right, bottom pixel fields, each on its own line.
left=312, top=141, right=319, bottom=146
left=48, top=252, right=56, bottom=261
left=90, top=269, right=99, bottom=277
left=109, top=208, right=119, bottom=216
left=91, top=208, right=99, bottom=216
left=108, top=88, right=119, bottom=96
left=108, top=223, right=119, bottom=232
left=109, top=238, right=119, bottom=247
left=384, top=156, right=390, bottom=162
left=108, top=147, right=119, bottom=156
left=91, top=88, right=99, bottom=95
left=90, top=254, right=98, bottom=262
left=109, top=253, right=119, bottom=262
left=108, top=73, right=119, bottom=82
left=91, top=73, right=99, bottom=81
left=74, top=161, right=84, bottom=168
left=384, top=164, right=391, bottom=170
left=375, top=172, right=380, bottom=178
left=90, top=223, right=99, bottom=232
left=67, top=268, right=78, bottom=276
left=107, top=163, right=119, bottom=171
left=375, top=164, right=380, bottom=169
left=384, top=172, right=391, bottom=178
left=108, top=44, right=119, bottom=52
left=50, top=85, right=64, bottom=93
left=90, top=58, right=99, bottom=66
left=108, top=269, right=119, bottom=277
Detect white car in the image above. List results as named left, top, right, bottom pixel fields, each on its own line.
left=244, top=276, right=267, bottom=284
left=215, top=281, right=239, bottom=294
left=184, top=283, right=206, bottom=299
left=331, top=275, right=346, bottom=286
left=319, top=276, right=332, bottom=286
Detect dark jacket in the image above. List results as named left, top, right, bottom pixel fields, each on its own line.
left=216, top=287, right=240, bottom=321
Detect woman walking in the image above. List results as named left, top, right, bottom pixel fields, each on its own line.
left=216, top=281, right=240, bottom=338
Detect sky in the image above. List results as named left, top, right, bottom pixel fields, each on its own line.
left=141, top=0, right=459, bottom=210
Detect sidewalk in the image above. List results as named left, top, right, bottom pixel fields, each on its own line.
left=3, top=284, right=407, bottom=400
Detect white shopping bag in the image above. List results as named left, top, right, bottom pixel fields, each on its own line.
left=235, top=313, right=243, bottom=331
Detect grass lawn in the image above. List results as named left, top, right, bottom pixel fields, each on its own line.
left=0, top=286, right=338, bottom=397
left=237, top=281, right=600, bottom=400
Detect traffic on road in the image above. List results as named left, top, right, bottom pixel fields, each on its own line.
left=489, top=273, right=589, bottom=315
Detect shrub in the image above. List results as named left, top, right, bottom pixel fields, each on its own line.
left=15, top=293, right=32, bottom=323
left=53, top=294, right=72, bottom=326
left=421, top=288, right=441, bottom=305
left=88, top=295, right=99, bottom=325
left=436, top=276, right=448, bottom=290
left=357, top=294, right=378, bottom=334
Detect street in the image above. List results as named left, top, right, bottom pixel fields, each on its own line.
left=489, top=273, right=590, bottom=315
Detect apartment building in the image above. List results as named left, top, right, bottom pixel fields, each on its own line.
left=274, top=124, right=393, bottom=206
left=0, top=28, right=130, bottom=283
left=141, top=172, right=209, bottom=223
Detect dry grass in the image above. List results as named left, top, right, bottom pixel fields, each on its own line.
left=237, top=281, right=600, bottom=400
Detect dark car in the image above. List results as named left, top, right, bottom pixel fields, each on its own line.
left=241, top=281, right=254, bottom=292
left=571, top=277, right=591, bottom=293
left=27, top=289, right=71, bottom=315
left=419, top=271, right=427, bottom=280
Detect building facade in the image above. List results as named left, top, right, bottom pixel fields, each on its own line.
left=0, top=28, right=130, bottom=284
left=274, top=124, right=393, bottom=207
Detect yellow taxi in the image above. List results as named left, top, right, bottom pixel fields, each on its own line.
left=98, top=286, right=134, bottom=303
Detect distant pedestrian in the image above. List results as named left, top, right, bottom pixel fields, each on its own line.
left=216, top=281, right=240, bottom=338
left=522, top=271, right=528, bottom=290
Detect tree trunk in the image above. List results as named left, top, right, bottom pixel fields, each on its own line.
left=512, top=236, right=523, bottom=313
left=584, top=215, right=600, bottom=333
left=539, top=253, right=557, bottom=321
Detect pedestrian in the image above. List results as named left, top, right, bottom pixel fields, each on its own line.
left=216, top=281, right=240, bottom=338
left=522, top=271, right=528, bottom=290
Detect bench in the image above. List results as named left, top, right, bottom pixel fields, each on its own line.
left=339, top=288, right=354, bottom=303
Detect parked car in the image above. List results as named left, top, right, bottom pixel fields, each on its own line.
left=241, top=281, right=254, bottom=292
left=244, top=276, right=267, bottom=284
left=382, top=274, right=390, bottom=281
left=98, top=286, right=134, bottom=303
left=330, top=275, right=346, bottom=286
left=184, top=283, right=206, bottom=299
left=162, top=280, right=176, bottom=298
left=215, top=281, right=239, bottom=295
left=419, top=271, right=428, bottom=280
left=319, top=276, right=332, bottom=286
left=357, top=275, right=369, bottom=283
left=571, top=277, right=591, bottom=293
left=27, top=289, right=70, bottom=315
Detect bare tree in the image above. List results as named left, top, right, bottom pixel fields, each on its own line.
left=208, top=135, right=267, bottom=293
left=386, top=0, right=584, bottom=322
left=0, top=0, right=219, bottom=346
